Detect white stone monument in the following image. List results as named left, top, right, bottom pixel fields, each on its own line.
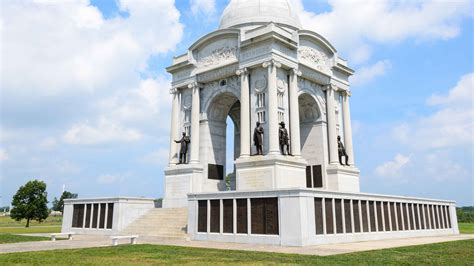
left=163, top=0, right=360, bottom=208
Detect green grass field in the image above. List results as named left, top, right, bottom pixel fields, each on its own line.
left=0, top=239, right=472, bottom=265
left=0, top=234, right=50, bottom=244
left=459, top=223, right=474, bottom=234
left=0, top=215, right=62, bottom=227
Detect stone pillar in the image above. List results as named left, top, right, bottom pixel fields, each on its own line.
left=342, top=91, right=355, bottom=165
left=289, top=69, right=302, bottom=157
left=189, top=82, right=200, bottom=164
left=263, top=60, right=281, bottom=155
left=169, top=88, right=180, bottom=165
left=326, top=85, right=339, bottom=164
left=237, top=68, right=250, bottom=157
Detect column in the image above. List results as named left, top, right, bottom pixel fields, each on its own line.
left=169, top=88, right=180, bottom=165
left=263, top=60, right=281, bottom=155
left=289, top=69, right=302, bottom=157
left=342, top=91, right=355, bottom=165
left=237, top=68, right=250, bottom=157
left=326, top=85, right=339, bottom=164
left=189, top=82, right=200, bottom=164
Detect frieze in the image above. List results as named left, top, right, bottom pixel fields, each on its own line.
left=300, top=65, right=330, bottom=85
left=299, top=47, right=329, bottom=71
left=197, top=64, right=239, bottom=83
left=173, top=69, right=192, bottom=82
left=197, top=46, right=238, bottom=68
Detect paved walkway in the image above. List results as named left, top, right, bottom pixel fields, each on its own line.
left=0, top=234, right=473, bottom=256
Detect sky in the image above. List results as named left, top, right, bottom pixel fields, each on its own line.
left=0, top=0, right=473, bottom=207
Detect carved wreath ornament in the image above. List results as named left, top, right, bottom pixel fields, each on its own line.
left=298, top=47, right=328, bottom=70
left=198, top=46, right=238, bottom=68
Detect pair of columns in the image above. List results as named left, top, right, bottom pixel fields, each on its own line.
left=169, top=83, right=200, bottom=165
left=326, top=85, right=355, bottom=165
left=237, top=60, right=302, bottom=158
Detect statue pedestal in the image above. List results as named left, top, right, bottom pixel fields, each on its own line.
left=326, top=164, right=360, bottom=192
left=235, top=155, right=307, bottom=190
left=162, top=164, right=204, bottom=208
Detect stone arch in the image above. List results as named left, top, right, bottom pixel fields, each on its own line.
left=202, top=77, right=241, bottom=115
left=298, top=90, right=323, bottom=122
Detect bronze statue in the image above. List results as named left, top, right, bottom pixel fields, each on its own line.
left=337, top=136, right=349, bottom=166
left=175, top=132, right=190, bottom=164
left=279, top=122, right=290, bottom=155
left=253, top=122, right=264, bottom=155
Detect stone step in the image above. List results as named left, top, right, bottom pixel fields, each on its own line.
left=120, top=208, right=188, bottom=238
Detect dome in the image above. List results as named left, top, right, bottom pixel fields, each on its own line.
left=219, top=0, right=302, bottom=30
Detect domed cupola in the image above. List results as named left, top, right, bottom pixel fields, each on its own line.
left=219, top=0, right=302, bottom=30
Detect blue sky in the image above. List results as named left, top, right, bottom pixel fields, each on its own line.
left=0, top=0, right=473, bottom=207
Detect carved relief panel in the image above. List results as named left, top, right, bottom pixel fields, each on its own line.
left=194, top=37, right=239, bottom=70
left=299, top=38, right=332, bottom=73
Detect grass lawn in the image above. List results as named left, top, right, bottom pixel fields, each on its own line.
left=459, top=223, right=474, bottom=234
left=0, top=226, right=61, bottom=234
left=0, top=234, right=50, bottom=244
left=0, top=239, right=472, bottom=265
left=0, top=215, right=62, bottom=227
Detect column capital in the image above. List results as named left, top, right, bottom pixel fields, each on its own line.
left=322, top=84, right=337, bottom=92
left=291, top=68, right=302, bottom=77
left=169, top=87, right=179, bottom=95
left=236, top=68, right=248, bottom=76
left=343, top=90, right=352, bottom=97
left=262, top=59, right=282, bottom=69
left=187, top=82, right=201, bottom=90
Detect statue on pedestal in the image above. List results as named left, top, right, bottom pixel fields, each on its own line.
left=279, top=122, right=290, bottom=155
left=337, top=136, right=349, bottom=166
left=175, top=132, right=190, bottom=164
left=253, top=122, right=264, bottom=155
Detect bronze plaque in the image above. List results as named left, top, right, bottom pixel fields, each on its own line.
left=376, top=202, right=383, bottom=231
left=314, top=198, right=324, bottom=235
left=383, top=202, right=390, bottom=231
left=92, top=203, right=99, bottom=228
left=445, top=206, right=452, bottom=228
left=369, top=201, right=376, bottom=232
left=344, top=200, right=352, bottom=233
left=306, top=166, right=312, bottom=188
left=312, top=165, right=323, bottom=188
left=402, top=203, right=409, bottom=230
left=210, top=200, right=220, bottom=233
left=198, top=200, right=207, bottom=232
left=208, top=164, right=224, bottom=180
left=251, top=198, right=279, bottom=235
left=99, top=203, right=106, bottom=229
left=428, top=205, right=435, bottom=229
left=325, top=198, right=334, bottom=234
left=107, top=203, right=114, bottom=229
left=396, top=203, right=403, bottom=230
left=223, top=199, right=233, bottom=233
left=361, top=200, right=369, bottom=232
left=434, top=205, right=440, bottom=229
left=424, top=204, right=430, bottom=229
left=236, top=199, right=247, bottom=234
left=335, top=199, right=343, bottom=234
left=414, top=204, right=420, bottom=230
left=352, top=200, right=361, bottom=233
left=390, top=202, right=397, bottom=231
left=85, top=204, right=92, bottom=228
left=72, top=204, right=84, bottom=228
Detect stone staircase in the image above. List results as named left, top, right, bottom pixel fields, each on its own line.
left=121, top=208, right=188, bottom=238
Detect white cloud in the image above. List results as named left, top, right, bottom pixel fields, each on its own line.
left=63, top=118, right=142, bottom=145
left=1, top=0, right=183, bottom=96
left=427, top=73, right=473, bottom=107
left=39, top=137, right=57, bottom=150
left=392, top=73, right=474, bottom=150
left=351, top=60, right=391, bottom=86
left=190, top=0, right=216, bottom=15
left=97, top=174, right=123, bottom=185
left=292, top=0, right=472, bottom=64
left=0, top=149, right=8, bottom=161
left=375, top=154, right=411, bottom=178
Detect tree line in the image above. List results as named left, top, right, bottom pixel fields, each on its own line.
left=8, top=179, right=77, bottom=227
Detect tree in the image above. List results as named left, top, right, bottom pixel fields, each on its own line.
left=52, top=191, right=78, bottom=213
left=10, top=180, right=49, bottom=227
